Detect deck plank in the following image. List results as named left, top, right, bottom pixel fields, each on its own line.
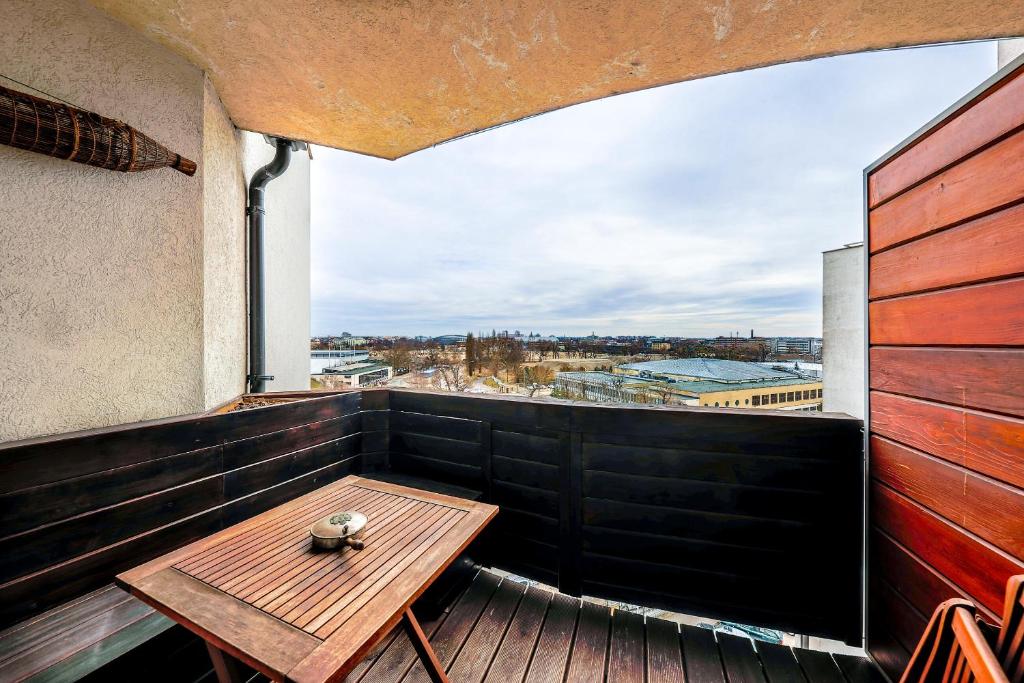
left=351, top=570, right=888, bottom=683
left=401, top=571, right=500, bottom=683
left=352, top=603, right=452, bottom=683
left=645, top=617, right=683, bottom=683
left=718, top=633, right=767, bottom=683
left=523, top=593, right=580, bottom=683
left=834, top=654, right=889, bottom=683
left=564, top=601, right=611, bottom=683
left=755, top=642, right=807, bottom=683
left=607, top=609, right=645, bottom=683
left=682, top=625, right=727, bottom=683
left=446, top=580, right=526, bottom=682
left=793, top=649, right=846, bottom=683
left=483, top=586, right=551, bottom=683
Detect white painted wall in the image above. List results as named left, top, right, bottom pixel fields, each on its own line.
left=202, top=81, right=248, bottom=408
left=0, top=0, right=258, bottom=440
left=997, top=38, right=1024, bottom=68
left=822, top=244, right=865, bottom=420
left=240, top=133, right=311, bottom=393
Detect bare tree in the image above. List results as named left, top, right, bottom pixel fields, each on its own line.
left=432, top=350, right=470, bottom=392
left=496, top=338, right=524, bottom=382
left=382, top=342, right=413, bottom=375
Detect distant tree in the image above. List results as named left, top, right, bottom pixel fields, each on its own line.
left=497, top=338, right=524, bottom=382
left=530, top=365, right=554, bottom=385
left=382, top=342, right=413, bottom=375
left=432, top=350, right=469, bottom=392
left=465, top=332, right=477, bottom=375
left=423, top=342, right=442, bottom=369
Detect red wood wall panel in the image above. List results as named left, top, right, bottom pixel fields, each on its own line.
left=869, top=130, right=1024, bottom=253
left=869, top=347, right=1024, bottom=417
left=867, top=59, right=1024, bottom=677
left=869, top=203, right=1024, bottom=299
left=869, top=278, right=1024, bottom=346
left=868, top=72, right=1024, bottom=208
left=870, top=391, right=1024, bottom=489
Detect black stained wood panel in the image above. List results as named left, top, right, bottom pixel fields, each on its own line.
left=491, top=454, right=558, bottom=491
left=581, top=525, right=800, bottom=582
left=0, top=444, right=222, bottom=537
left=582, top=469, right=831, bottom=523
left=0, top=392, right=368, bottom=629
left=388, top=432, right=481, bottom=467
left=385, top=389, right=862, bottom=644
left=3, top=387, right=864, bottom=647
left=0, top=391, right=362, bottom=494
left=867, top=59, right=1024, bottom=674
left=582, top=442, right=842, bottom=490
left=492, top=429, right=560, bottom=466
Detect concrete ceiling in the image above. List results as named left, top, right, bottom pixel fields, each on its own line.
left=88, top=0, right=1024, bottom=160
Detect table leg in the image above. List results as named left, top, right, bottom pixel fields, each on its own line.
left=402, top=608, right=449, bottom=683
left=206, top=642, right=243, bottom=683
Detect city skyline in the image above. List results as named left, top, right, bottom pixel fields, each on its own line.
left=311, top=41, right=995, bottom=337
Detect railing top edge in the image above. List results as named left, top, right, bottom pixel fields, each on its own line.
left=379, top=387, right=864, bottom=424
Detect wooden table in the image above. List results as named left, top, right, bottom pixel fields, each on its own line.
left=116, top=475, right=497, bottom=683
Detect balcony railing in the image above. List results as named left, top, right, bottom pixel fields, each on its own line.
left=0, top=389, right=863, bottom=646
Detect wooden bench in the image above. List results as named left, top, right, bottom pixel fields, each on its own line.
left=0, top=585, right=173, bottom=682
left=902, top=575, right=1024, bottom=682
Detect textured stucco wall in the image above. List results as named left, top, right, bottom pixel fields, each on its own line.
left=822, top=244, right=865, bottom=420
left=202, top=79, right=247, bottom=408
left=240, top=132, right=311, bottom=392
left=0, top=0, right=205, bottom=441
left=0, top=0, right=256, bottom=441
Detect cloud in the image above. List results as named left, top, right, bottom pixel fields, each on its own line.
left=311, top=42, right=995, bottom=337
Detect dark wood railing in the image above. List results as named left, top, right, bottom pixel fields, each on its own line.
left=379, top=390, right=864, bottom=644
left=0, top=391, right=383, bottom=627
left=0, top=388, right=863, bottom=645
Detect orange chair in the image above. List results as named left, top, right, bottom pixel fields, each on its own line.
left=901, top=576, right=1024, bottom=683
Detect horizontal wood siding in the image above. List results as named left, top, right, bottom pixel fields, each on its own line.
left=386, top=396, right=564, bottom=588
left=0, top=392, right=373, bottom=628
left=867, top=59, right=1024, bottom=681
left=385, top=390, right=863, bottom=644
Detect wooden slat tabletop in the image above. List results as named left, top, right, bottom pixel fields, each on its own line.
left=116, top=475, right=497, bottom=683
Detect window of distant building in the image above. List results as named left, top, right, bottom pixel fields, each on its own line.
left=803, top=390, right=809, bottom=400
left=787, top=391, right=795, bottom=401
left=744, top=399, right=749, bottom=405
left=714, top=402, right=719, bottom=407
left=752, top=395, right=760, bottom=406
left=770, top=394, right=777, bottom=404
left=762, top=394, right=769, bottom=403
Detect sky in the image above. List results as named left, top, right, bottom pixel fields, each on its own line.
left=311, top=42, right=996, bottom=338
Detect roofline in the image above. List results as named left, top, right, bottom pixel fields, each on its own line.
left=822, top=242, right=864, bottom=255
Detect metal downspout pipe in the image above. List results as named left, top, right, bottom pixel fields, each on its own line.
left=247, top=137, right=295, bottom=394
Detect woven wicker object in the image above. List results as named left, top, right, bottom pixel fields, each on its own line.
left=0, top=84, right=196, bottom=176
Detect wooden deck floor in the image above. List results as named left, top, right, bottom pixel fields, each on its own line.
left=347, top=570, right=885, bottom=683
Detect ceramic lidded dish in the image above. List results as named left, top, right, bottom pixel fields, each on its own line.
left=310, top=511, right=367, bottom=550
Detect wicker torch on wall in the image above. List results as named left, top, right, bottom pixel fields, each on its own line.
left=0, top=84, right=196, bottom=176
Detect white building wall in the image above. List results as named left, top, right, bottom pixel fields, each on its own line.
left=822, top=244, right=865, bottom=420
left=240, top=133, right=311, bottom=392
left=202, top=79, right=248, bottom=409
left=997, top=38, right=1024, bottom=68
